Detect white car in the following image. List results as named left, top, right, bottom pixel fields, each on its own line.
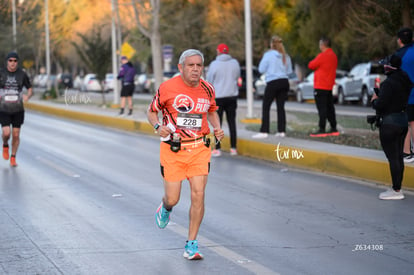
left=81, top=73, right=101, bottom=92
left=103, top=73, right=115, bottom=93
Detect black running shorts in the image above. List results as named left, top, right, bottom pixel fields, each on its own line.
left=0, top=111, right=25, bottom=128
left=120, top=84, right=135, bottom=97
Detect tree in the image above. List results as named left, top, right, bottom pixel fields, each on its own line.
left=131, top=0, right=163, bottom=92
left=71, top=25, right=112, bottom=105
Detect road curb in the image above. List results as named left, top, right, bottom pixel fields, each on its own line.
left=25, top=102, right=414, bottom=190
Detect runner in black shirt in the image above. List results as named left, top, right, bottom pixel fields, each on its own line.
left=0, top=52, right=32, bottom=167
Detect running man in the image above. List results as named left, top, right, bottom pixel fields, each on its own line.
left=0, top=52, right=32, bottom=167
left=147, top=49, right=224, bottom=260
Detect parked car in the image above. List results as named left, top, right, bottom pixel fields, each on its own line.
left=73, top=75, right=83, bottom=90
left=81, top=73, right=101, bottom=92
left=134, top=73, right=150, bottom=93
left=238, top=66, right=261, bottom=99
left=103, top=73, right=115, bottom=93
left=33, top=74, right=57, bottom=88
left=295, top=70, right=348, bottom=103
left=254, top=72, right=300, bottom=99
left=335, top=62, right=385, bottom=106
left=135, top=72, right=176, bottom=94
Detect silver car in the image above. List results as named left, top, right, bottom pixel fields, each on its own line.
left=296, top=70, right=348, bottom=103
left=335, top=62, right=385, bottom=106
left=254, top=72, right=299, bottom=99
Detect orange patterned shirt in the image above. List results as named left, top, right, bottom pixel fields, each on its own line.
left=148, top=75, right=218, bottom=139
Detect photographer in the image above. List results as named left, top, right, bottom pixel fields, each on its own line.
left=371, top=54, right=412, bottom=200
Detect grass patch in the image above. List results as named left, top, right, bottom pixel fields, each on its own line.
left=244, top=110, right=382, bottom=150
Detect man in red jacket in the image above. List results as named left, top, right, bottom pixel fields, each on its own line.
left=308, top=37, right=339, bottom=137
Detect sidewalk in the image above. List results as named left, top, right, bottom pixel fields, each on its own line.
left=25, top=91, right=414, bottom=190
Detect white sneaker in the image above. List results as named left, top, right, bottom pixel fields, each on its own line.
left=211, top=149, right=221, bottom=157
left=230, top=148, right=238, bottom=156
left=275, top=132, right=286, bottom=138
left=379, top=188, right=404, bottom=200
left=252, top=133, right=268, bottom=139
left=403, top=153, right=414, bottom=163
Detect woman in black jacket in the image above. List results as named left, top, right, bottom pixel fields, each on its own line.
left=371, top=54, right=412, bottom=200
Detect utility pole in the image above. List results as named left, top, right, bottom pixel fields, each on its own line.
left=244, top=0, right=254, bottom=118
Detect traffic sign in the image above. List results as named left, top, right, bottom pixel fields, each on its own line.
left=121, top=42, right=136, bottom=59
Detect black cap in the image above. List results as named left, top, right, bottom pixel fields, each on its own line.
left=397, top=27, right=413, bottom=45
left=6, top=52, right=19, bottom=60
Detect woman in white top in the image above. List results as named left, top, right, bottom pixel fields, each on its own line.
left=253, top=35, right=293, bottom=139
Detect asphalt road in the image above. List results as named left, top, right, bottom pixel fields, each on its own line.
left=1, top=112, right=413, bottom=275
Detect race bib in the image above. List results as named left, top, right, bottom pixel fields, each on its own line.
left=176, top=113, right=202, bottom=130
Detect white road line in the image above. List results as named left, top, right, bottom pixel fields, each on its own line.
left=167, top=223, right=280, bottom=275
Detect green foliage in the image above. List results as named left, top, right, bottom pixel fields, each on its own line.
left=71, top=25, right=112, bottom=83
left=41, top=87, right=58, bottom=99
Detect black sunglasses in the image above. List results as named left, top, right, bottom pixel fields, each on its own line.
left=8, top=59, right=18, bottom=63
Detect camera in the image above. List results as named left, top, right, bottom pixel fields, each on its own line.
left=367, top=114, right=381, bottom=129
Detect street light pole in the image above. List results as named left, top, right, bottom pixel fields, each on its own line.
left=45, top=0, right=51, bottom=92
left=12, top=0, right=17, bottom=51
left=111, top=0, right=119, bottom=106
left=244, top=0, right=254, bottom=118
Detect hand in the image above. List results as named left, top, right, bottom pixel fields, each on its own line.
left=158, top=125, right=173, bottom=138
left=23, top=94, right=29, bottom=102
left=213, top=128, right=224, bottom=141
left=371, top=93, right=378, bottom=102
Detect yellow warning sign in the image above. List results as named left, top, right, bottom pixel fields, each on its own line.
left=121, top=42, right=136, bottom=59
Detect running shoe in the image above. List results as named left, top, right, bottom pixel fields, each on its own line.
left=275, top=132, right=286, bottom=138
left=309, top=129, right=328, bottom=138
left=252, top=132, right=268, bottom=139
left=211, top=149, right=221, bottom=157
left=155, top=202, right=170, bottom=229
left=3, top=145, right=9, bottom=160
left=183, top=240, right=203, bottom=260
left=326, top=128, right=340, bottom=136
left=230, top=148, right=238, bottom=156
left=10, top=156, right=17, bottom=167
left=403, top=153, right=414, bottom=163
left=379, top=188, right=404, bottom=200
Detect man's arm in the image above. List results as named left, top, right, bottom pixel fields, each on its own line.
left=147, top=108, right=172, bottom=138
left=23, top=87, right=33, bottom=101
left=207, top=111, right=224, bottom=141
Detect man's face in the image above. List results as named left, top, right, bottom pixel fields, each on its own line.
left=178, top=55, right=203, bottom=87
left=7, top=58, right=18, bottom=72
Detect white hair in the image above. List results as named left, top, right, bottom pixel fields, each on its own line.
left=178, top=49, right=204, bottom=66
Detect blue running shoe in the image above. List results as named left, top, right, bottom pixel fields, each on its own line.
left=183, top=240, right=203, bottom=260
left=155, top=202, right=170, bottom=229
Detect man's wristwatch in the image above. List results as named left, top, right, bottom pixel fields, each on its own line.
left=154, top=123, right=160, bottom=132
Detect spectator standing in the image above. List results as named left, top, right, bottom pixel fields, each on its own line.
left=117, top=56, right=136, bottom=116
left=0, top=52, right=33, bottom=167
left=371, top=54, right=411, bottom=200
left=147, top=49, right=224, bottom=260
left=207, top=43, right=240, bottom=157
left=308, top=37, right=339, bottom=137
left=252, top=35, right=293, bottom=139
left=395, top=27, right=414, bottom=163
